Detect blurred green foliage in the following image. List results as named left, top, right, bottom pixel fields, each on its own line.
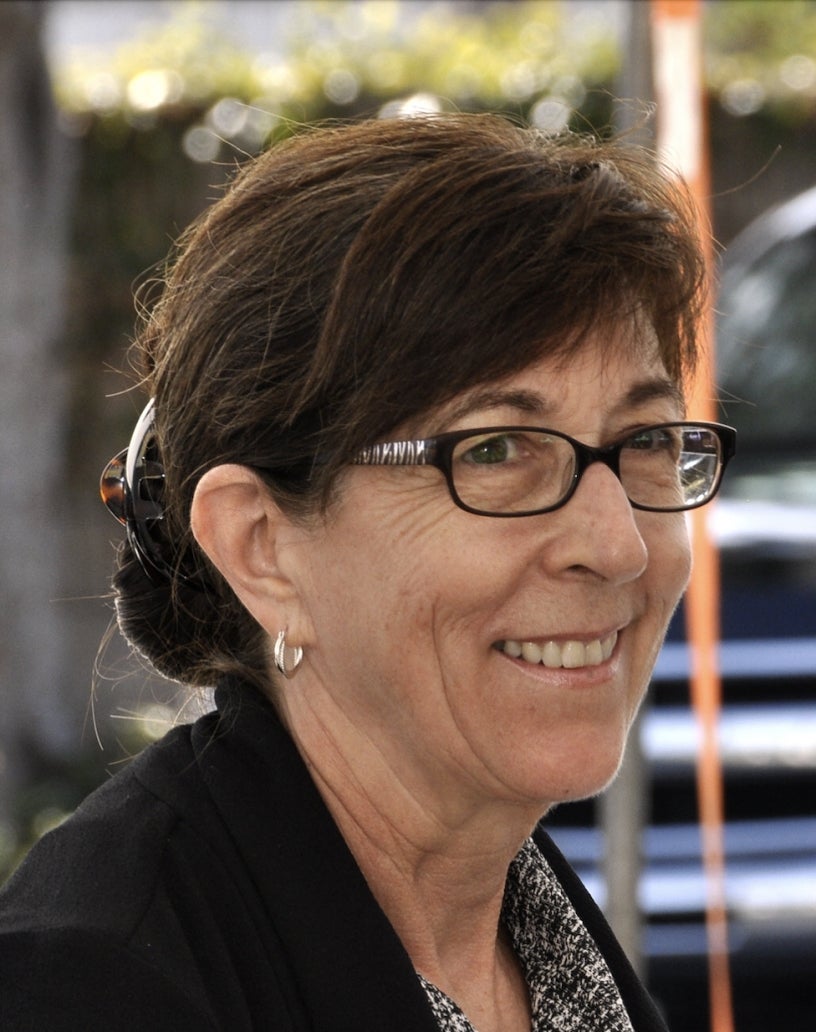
left=54, top=1, right=618, bottom=131
left=705, top=0, right=816, bottom=123
left=51, top=0, right=816, bottom=137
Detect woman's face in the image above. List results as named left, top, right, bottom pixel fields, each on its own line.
left=284, top=328, right=691, bottom=820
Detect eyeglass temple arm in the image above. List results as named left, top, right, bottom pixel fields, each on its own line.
left=353, top=440, right=435, bottom=466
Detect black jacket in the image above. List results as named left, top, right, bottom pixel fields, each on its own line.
left=0, top=680, right=669, bottom=1031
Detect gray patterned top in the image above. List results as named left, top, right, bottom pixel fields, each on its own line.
left=418, top=839, right=635, bottom=1032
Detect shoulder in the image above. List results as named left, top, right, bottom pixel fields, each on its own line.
left=0, top=719, right=231, bottom=1028
left=0, top=722, right=205, bottom=936
left=0, top=924, right=218, bottom=1032
left=0, top=701, right=311, bottom=1031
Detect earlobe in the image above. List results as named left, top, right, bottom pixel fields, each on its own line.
left=190, top=465, right=305, bottom=636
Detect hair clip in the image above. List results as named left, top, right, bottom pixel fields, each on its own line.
left=99, top=399, right=175, bottom=584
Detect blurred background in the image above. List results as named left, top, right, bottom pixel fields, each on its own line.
left=1, top=1, right=815, bottom=1029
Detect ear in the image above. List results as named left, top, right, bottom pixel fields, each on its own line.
left=190, top=464, right=313, bottom=646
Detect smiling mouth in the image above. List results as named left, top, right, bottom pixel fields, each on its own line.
left=496, top=631, right=618, bottom=669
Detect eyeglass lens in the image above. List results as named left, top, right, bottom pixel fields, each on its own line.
left=449, top=426, right=723, bottom=515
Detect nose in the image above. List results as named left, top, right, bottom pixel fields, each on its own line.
left=551, top=461, right=649, bottom=584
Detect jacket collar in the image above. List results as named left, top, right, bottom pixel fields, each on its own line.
left=193, top=680, right=440, bottom=1032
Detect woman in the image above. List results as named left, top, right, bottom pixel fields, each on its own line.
left=0, top=114, right=735, bottom=1031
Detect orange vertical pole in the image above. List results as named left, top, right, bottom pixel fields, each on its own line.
left=649, top=3, right=735, bottom=1032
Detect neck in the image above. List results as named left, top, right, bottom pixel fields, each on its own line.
left=280, top=687, right=541, bottom=1028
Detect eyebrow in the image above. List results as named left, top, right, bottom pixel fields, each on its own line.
left=439, top=387, right=549, bottom=426
left=435, top=377, right=685, bottom=430
left=617, top=377, right=686, bottom=415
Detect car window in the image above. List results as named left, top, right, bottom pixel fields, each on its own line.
left=717, top=227, right=816, bottom=452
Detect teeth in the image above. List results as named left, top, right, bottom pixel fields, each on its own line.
left=500, top=631, right=617, bottom=669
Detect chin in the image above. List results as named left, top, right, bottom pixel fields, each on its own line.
left=538, top=742, right=629, bottom=806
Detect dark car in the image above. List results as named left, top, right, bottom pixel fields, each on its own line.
left=547, top=188, right=816, bottom=1032
left=715, top=183, right=816, bottom=635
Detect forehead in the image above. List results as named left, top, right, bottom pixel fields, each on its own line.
left=421, top=326, right=684, bottom=432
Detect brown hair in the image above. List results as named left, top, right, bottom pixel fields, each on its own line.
left=112, top=113, right=706, bottom=690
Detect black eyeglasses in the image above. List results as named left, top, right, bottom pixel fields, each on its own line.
left=353, top=421, right=736, bottom=517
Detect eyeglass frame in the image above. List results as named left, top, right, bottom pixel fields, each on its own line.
left=352, top=420, right=737, bottom=517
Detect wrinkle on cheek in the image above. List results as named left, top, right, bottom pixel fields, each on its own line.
left=368, top=486, right=454, bottom=546
left=327, top=495, right=459, bottom=637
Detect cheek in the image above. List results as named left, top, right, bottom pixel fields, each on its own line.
left=302, top=503, right=457, bottom=651
left=645, top=513, right=692, bottom=610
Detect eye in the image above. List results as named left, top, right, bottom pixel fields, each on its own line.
left=460, top=433, right=520, bottom=465
left=626, top=426, right=677, bottom=452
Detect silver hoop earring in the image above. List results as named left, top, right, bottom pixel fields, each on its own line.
left=273, top=630, right=303, bottom=679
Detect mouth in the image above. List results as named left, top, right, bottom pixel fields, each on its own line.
left=495, top=631, right=618, bottom=670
